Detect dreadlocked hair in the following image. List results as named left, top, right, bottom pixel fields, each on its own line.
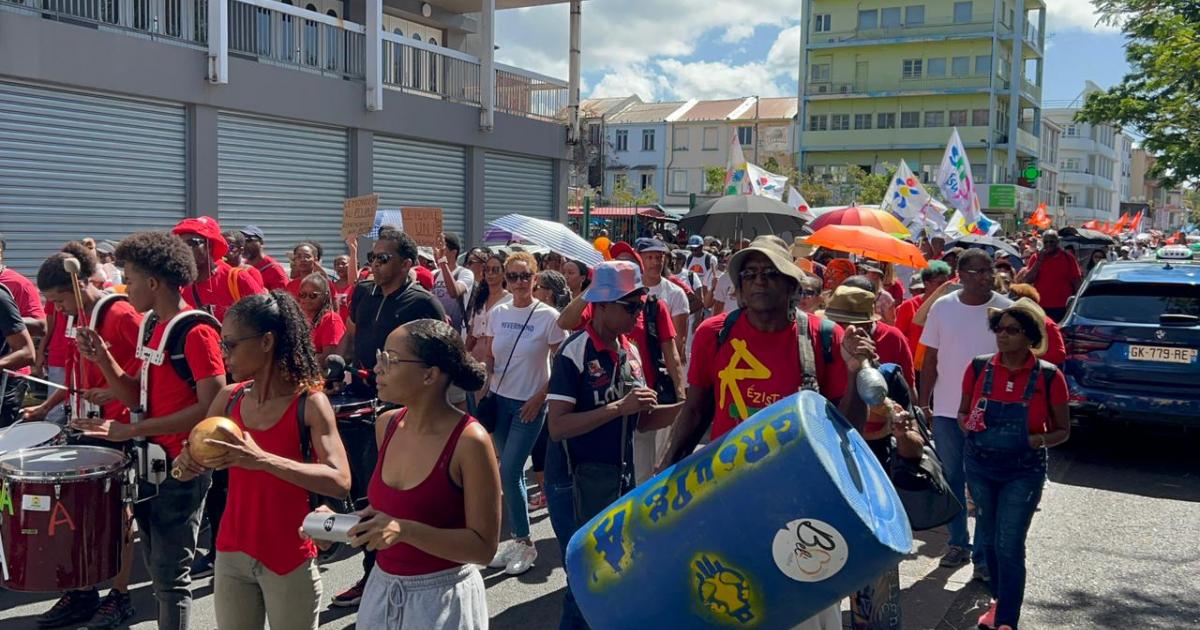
left=36, top=241, right=98, bottom=291
left=404, top=319, right=487, bottom=392
left=299, top=272, right=333, bottom=328
left=226, top=290, right=322, bottom=391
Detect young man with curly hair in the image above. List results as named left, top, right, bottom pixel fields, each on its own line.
left=74, top=231, right=227, bottom=630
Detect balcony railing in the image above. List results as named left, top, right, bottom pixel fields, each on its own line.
left=229, top=0, right=364, bottom=79
left=2, top=0, right=208, bottom=45
left=811, top=17, right=995, bottom=44
left=807, top=74, right=991, bottom=96
left=1, top=0, right=568, bottom=122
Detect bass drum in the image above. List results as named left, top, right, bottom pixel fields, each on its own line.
left=0, top=445, right=133, bottom=592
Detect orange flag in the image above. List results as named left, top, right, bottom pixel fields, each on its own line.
left=1128, top=210, right=1144, bottom=233
left=1082, top=219, right=1100, bottom=230
left=1112, top=212, right=1130, bottom=233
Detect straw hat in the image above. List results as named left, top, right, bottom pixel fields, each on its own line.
left=988, top=298, right=1049, bottom=356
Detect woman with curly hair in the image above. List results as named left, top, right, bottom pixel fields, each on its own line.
left=173, top=291, right=351, bottom=630
left=350, top=319, right=499, bottom=628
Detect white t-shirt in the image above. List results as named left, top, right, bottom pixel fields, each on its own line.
left=433, top=266, right=475, bottom=330
left=919, top=290, right=1014, bottom=418
left=686, top=253, right=716, bottom=287
left=647, top=278, right=689, bottom=319
left=713, top=272, right=736, bottom=309
left=470, top=293, right=512, bottom=339
left=486, top=300, right=566, bottom=400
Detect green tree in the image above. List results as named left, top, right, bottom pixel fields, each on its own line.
left=611, top=177, right=635, bottom=205
left=635, top=187, right=659, bottom=205
left=797, top=172, right=833, bottom=207
left=704, top=166, right=727, bottom=194
left=763, top=156, right=782, bottom=174
left=1076, top=0, right=1200, bottom=186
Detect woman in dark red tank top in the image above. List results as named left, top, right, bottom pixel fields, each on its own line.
left=173, top=291, right=351, bottom=630
left=348, top=318, right=500, bottom=629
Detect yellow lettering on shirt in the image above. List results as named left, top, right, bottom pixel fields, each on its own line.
left=717, top=339, right=771, bottom=421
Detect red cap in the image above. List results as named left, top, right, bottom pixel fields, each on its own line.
left=607, top=241, right=643, bottom=271
left=172, top=217, right=228, bottom=261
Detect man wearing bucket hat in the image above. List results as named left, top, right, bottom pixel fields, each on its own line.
left=958, top=298, right=1070, bottom=630
left=660, top=235, right=878, bottom=461
left=821, top=285, right=915, bottom=400
left=545, top=260, right=681, bottom=630
left=173, top=217, right=266, bottom=323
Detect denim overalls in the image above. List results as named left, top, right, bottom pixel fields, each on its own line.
left=964, top=358, right=1049, bottom=630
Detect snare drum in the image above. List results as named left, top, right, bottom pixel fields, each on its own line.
left=329, top=395, right=379, bottom=506
left=0, top=445, right=133, bottom=592
left=0, top=422, right=65, bottom=456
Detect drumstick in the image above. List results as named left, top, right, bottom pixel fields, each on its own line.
left=2, top=369, right=75, bottom=393
left=63, top=257, right=89, bottom=328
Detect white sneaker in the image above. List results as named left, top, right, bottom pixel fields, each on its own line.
left=505, top=541, right=537, bottom=575
left=488, top=542, right=514, bottom=569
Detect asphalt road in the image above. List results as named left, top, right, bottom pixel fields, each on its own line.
left=2, top=423, right=1197, bottom=629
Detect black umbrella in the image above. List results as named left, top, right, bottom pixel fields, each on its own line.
left=948, top=234, right=1020, bottom=258
left=679, top=195, right=806, bottom=241
left=1059, top=227, right=1116, bottom=244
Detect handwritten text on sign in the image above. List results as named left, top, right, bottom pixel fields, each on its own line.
left=342, top=194, right=380, bottom=239
left=401, top=207, right=443, bottom=248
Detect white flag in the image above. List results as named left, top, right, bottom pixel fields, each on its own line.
left=723, top=132, right=751, bottom=195
left=882, top=160, right=932, bottom=221
left=745, top=162, right=789, bottom=200
left=936, top=128, right=981, bottom=224
left=787, top=186, right=815, bottom=222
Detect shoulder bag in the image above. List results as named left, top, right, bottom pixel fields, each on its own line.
left=564, top=352, right=633, bottom=524
left=475, top=301, right=539, bottom=432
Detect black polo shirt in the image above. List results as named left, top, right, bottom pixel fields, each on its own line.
left=350, top=280, right=445, bottom=371
left=0, top=287, right=26, bottom=397
left=548, top=326, right=646, bottom=467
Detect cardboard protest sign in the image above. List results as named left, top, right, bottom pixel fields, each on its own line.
left=400, top=207, right=443, bottom=248
left=342, top=194, right=380, bottom=239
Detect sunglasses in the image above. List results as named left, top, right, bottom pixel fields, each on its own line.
left=505, top=272, right=534, bottom=283
left=245, top=236, right=263, bottom=243
left=367, top=252, right=396, bottom=265
left=183, top=237, right=207, bottom=249
left=612, top=300, right=642, bottom=315
left=992, top=324, right=1026, bottom=337
left=220, top=333, right=262, bottom=354
left=375, top=348, right=425, bottom=372
left=959, top=267, right=995, bottom=277
left=298, top=291, right=324, bottom=300
left=738, top=268, right=784, bottom=282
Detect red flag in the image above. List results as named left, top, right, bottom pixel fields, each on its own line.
left=1082, top=219, right=1100, bottom=230
left=1128, top=210, right=1144, bottom=233
left=1113, top=212, right=1130, bottom=233
left=1166, top=230, right=1183, bottom=245
left=1027, top=204, right=1052, bottom=230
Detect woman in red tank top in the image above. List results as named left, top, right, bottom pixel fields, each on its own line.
left=173, top=291, right=351, bottom=630
left=348, top=318, right=500, bottom=629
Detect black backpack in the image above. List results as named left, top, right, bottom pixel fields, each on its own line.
left=642, top=296, right=677, bottom=404
left=716, top=308, right=836, bottom=365
left=137, top=309, right=221, bottom=390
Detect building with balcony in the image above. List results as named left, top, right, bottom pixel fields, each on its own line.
left=1036, top=116, right=1063, bottom=219
left=0, top=0, right=576, bottom=273
left=574, top=96, right=642, bottom=192
left=794, top=0, right=1046, bottom=220
left=1045, top=82, right=1131, bottom=222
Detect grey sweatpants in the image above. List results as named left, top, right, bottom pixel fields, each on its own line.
left=357, top=564, right=488, bottom=629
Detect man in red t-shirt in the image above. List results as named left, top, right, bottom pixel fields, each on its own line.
left=221, top=229, right=266, bottom=288
left=240, top=225, right=290, bottom=291
left=29, top=243, right=145, bottom=628
left=1022, top=230, right=1082, bottom=322
left=895, top=260, right=952, bottom=353
left=174, top=217, right=266, bottom=322
left=659, top=236, right=877, bottom=467
left=75, top=231, right=226, bottom=630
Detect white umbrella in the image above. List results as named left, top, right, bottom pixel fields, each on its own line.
left=488, top=214, right=605, bottom=267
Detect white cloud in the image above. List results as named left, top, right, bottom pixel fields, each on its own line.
left=721, top=24, right=757, bottom=44
left=656, top=59, right=789, bottom=99
left=1044, top=0, right=1118, bottom=33
left=591, top=64, right=665, bottom=101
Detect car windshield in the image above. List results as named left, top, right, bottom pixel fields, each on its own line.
left=1076, top=283, right=1200, bottom=324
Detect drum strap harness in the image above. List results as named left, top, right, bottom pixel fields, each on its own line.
left=66, top=293, right=129, bottom=422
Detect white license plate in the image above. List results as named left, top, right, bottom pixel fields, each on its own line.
left=1127, top=345, right=1199, bottom=364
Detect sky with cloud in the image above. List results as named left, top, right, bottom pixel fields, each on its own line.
left=495, top=0, right=1131, bottom=107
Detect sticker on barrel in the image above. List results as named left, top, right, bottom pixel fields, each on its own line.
left=21, top=495, right=51, bottom=513
left=771, top=518, right=848, bottom=582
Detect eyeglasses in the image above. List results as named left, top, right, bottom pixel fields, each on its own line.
left=738, top=268, right=784, bottom=283
left=220, top=333, right=262, bottom=354
left=992, top=324, right=1025, bottom=337
left=184, top=237, right=206, bottom=249
left=367, top=252, right=396, bottom=265
left=376, top=349, right=425, bottom=372
left=297, top=291, right=324, bottom=300
left=612, top=300, right=642, bottom=315
left=506, top=272, right=534, bottom=283
left=959, top=267, right=995, bottom=277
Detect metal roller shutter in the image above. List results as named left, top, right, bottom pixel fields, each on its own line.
left=217, top=113, right=348, bottom=261
left=0, top=81, right=186, bottom=274
left=484, top=152, right=556, bottom=225
left=373, top=136, right=467, bottom=238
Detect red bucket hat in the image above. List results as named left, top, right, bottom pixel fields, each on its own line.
left=172, top=216, right=229, bottom=261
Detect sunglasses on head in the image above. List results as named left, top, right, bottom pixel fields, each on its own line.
left=506, top=272, right=534, bottom=283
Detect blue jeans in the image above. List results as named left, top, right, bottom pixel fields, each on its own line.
left=492, top=394, right=546, bottom=540
left=933, top=416, right=984, bottom=566
left=544, top=439, right=589, bottom=630
left=966, top=446, right=1046, bottom=630
left=133, top=470, right=212, bottom=630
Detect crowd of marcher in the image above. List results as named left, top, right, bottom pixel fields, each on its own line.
left=0, top=217, right=1105, bottom=630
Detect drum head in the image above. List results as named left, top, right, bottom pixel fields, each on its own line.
left=0, top=422, right=62, bottom=455
left=0, top=445, right=129, bottom=481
